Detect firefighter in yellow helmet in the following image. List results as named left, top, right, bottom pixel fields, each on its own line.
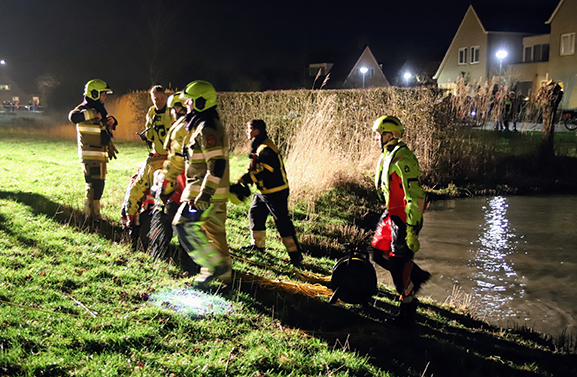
left=147, top=92, right=198, bottom=274
left=167, top=80, right=231, bottom=285
left=371, top=115, right=430, bottom=327
left=68, top=79, right=118, bottom=220
left=121, top=85, right=173, bottom=246
left=237, top=119, right=303, bottom=267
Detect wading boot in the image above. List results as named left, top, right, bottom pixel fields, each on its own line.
left=411, top=264, right=431, bottom=295
left=390, top=298, right=419, bottom=328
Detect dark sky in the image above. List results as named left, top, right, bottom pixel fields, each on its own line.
left=0, top=0, right=560, bottom=99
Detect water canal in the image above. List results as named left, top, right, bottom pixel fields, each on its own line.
left=376, top=195, right=577, bottom=337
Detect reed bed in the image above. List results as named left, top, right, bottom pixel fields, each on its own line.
left=23, top=82, right=571, bottom=209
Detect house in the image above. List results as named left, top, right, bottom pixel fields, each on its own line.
left=342, top=46, right=390, bottom=89
left=436, top=1, right=577, bottom=108
left=307, top=46, right=390, bottom=89
left=0, top=70, right=36, bottom=111
left=433, top=5, right=543, bottom=89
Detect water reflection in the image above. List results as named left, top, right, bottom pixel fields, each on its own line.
left=469, top=196, right=525, bottom=319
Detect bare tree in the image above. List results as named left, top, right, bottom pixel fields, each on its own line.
left=135, top=0, right=178, bottom=85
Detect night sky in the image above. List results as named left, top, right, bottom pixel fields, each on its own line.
left=0, top=0, right=561, bottom=103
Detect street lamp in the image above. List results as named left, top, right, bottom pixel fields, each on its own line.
left=403, top=72, right=412, bottom=87
left=0, top=60, right=5, bottom=65
left=496, top=50, right=508, bottom=85
left=360, top=67, right=368, bottom=88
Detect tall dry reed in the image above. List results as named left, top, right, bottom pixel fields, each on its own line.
left=35, top=83, right=554, bottom=212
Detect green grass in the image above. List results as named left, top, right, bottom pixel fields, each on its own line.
left=1, top=131, right=576, bottom=377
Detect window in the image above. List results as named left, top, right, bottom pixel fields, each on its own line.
left=470, top=46, right=480, bottom=64
left=458, top=47, right=468, bottom=65
left=524, top=46, right=533, bottom=62
left=0, top=84, right=11, bottom=91
left=560, top=33, right=575, bottom=56
left=542, top=44, right=550, bottom=61
left=534, top=44, right=542, bottom=61
left=12, top=96, right=19, bottom=102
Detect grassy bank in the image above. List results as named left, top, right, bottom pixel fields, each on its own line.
left=1, top=133, right=576, bottom=376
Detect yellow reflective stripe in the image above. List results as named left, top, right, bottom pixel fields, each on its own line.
left=82, top=151, right=108, bottom=157
left=258, top=184, right=289, bottom=194
left=187, top=187, right=228, bottom=197
left=261, top=163, right=274, bottom=173
left=77, top=125, right=101, bottom=134
left=190, top=152, right=204, bottom=160
left=204, top=149, right=225, bottom=159
left=205, top=175, right=220, bottom=184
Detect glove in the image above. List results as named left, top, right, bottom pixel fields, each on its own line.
left=194, top=192, right=212, bottom=211
left=108, top=141, right=118, bottom=160
left=406, top=225, right=420, bottom=253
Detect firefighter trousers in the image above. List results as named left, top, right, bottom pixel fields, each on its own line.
left=173, top=201, right=230, bottom=271
left=249, top=190, right=299, bottom=249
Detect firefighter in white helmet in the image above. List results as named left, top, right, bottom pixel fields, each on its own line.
left=371, top=115, right=430, bottom=327
left=166, top=80, right=231, bottom=285
left=68, top=79, right=118, bottom=220
left=237, top=119, right=303, bottom=267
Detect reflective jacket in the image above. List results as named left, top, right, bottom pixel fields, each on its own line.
left=179, top=109, right=229, bottom=204
left=144, top=106, right=172, bottom=154
left=241, top=135, right=289, bottom=194
left=121, top=154, right=166, bottom=217
left=375, top=140, right=425, bottom=227
left=68, top=98, right=117, bottom=163
left=162, top=116, right=188, bottom=183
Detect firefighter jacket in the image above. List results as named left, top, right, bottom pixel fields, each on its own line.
left=375, top=140, right=425, bottom=227
left=178, top=108, right=229, bottom=204
left=241, top=134, right=289, bottom=194
left=144, top=105, right=172, bottom=155
left=68, top=97, right=118, bottom=163
left=121, top=154, right=166, bottom=218
left=162, top=116, right=189, bottom=183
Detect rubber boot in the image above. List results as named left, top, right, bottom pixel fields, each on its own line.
left=195, top=260, right=232, bottom=286
left=411, top=263, right=431, bottom=294
left=282, top=236, right=303, bottom=267
left=241, top=230, right=266, bottom=252
left=391, top=298, right=419, bottom=327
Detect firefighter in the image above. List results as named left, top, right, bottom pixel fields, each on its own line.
left=148, top=92, right=198, bottom=274
left=371, top=115, right=430, bottom=326
left=121, top=85, right=172, bottom=247
left=120, top=154, right=167, bottom=250
left=168, top=80, right=231, bottom=285
left=237, top=119, right=303, bottom=267
left=142, top=85, right=171, bottom=154
left=68, top=79, right=118, bottom=220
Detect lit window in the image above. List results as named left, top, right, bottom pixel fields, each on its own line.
left=470, top=46, right=480, bottom=64
left=0, top=84, right=11, bottom=91
left=560, top=33, right=575, bottom=56
left=458, top=47, right=468, bottom=65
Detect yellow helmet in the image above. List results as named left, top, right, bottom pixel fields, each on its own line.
left=180, top=80, right=217, bottom=112
left=229, top=183, right=251, bottom=205
left=372, top=115, right=403, bottom=138
left=84, top=79, right=113, bottom=101
left=168, top=92, right=185, bottom=108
